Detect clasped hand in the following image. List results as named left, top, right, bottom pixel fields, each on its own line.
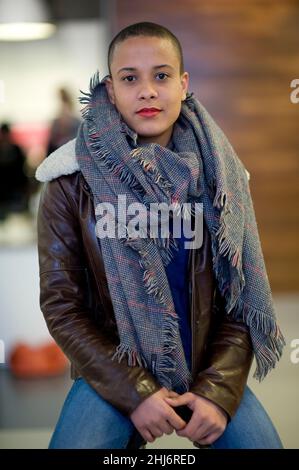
left=130, top=387, right=227, bottom=445
left=164, top=392, right=227, bottom=445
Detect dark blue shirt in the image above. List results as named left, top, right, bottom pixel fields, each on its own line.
left=164, top=219, right=192, bottom=372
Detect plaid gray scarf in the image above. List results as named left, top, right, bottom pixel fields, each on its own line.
left=75, top=72, right=285, bottom=392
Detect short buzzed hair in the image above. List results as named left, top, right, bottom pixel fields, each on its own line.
left=108, top=22, right=184, bottom=76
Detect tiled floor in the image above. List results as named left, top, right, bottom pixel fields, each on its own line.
left=0, top=294, right=298, bottom=449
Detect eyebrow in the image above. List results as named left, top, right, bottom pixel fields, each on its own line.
left=117, top=64, right=175, bottom=75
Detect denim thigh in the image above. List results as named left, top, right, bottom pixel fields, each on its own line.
left=49, top=377, right=136, bottom=449
left=211, top=386, right=283, bottom=449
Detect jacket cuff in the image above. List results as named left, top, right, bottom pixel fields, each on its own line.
left=190, top=374, right=239, bottom=420
left=190, top=350, right=254, bottom=419
left=72, top=359, right=162, bottom=418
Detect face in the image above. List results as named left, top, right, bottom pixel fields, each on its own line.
left=105, top=36, right=189, bottom=147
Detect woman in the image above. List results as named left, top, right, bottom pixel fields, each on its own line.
left=36, top=21, right=284, bottom=449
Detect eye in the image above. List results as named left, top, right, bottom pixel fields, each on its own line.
left=122, top=75, right=136, bottom=82
left=156, top=72, right=169, bottom=80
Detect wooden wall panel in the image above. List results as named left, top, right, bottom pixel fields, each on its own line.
left=110, top=0, right=299, bottom=291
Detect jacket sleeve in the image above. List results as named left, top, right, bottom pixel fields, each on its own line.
left=37, top=176, right=161, bottom=417
left=190, top=284, right=254, bottom=420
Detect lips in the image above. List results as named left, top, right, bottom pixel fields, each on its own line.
left=136, top=107, right=161, bottom=117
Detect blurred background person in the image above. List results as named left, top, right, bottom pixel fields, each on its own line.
left=0, top=123, right=29, bottom=220
left=46, top=87, right=81, bottom=156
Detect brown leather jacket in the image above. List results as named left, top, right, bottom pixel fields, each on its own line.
left=37, top=170, right=253, bottom=421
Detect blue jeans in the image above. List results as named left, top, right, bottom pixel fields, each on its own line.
left=49, top=377, right=283, bottom=449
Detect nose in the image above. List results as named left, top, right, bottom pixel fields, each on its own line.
left=137, top=80, right=158, bottom=100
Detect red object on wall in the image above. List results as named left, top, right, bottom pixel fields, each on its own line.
left=9, top=341, right=69, bottom=378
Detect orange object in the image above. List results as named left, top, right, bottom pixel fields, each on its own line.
left=9, top=341, right=69, bottom=378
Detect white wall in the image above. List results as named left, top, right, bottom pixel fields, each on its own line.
left=0, top=244, right=50, bottom=363
left=0, top=19, right=109, bottom=124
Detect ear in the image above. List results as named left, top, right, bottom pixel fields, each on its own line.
left=181, top=71, right=189, bottom=101
left=104, top=76, right=115, bottom=105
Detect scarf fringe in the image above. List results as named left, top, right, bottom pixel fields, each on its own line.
left=230, top=296, right=286, bottom=381
left=211, top=187, right=285, bottom=381
left=213, top=186, right=227, bottom=211
left=79, top=70, right=100, bottom=100
left=212, top=184, right=246, bottom=315
left=112, top=343, right=148, bottom=368
left=216, top=221, right=242, bottom=270
left=123, top=233, right=181, bottom=307
left=212, top=184, right=285, bottom=380
left=142, top=265, right=167, bottom=306
left=121, top=236, right=168, bottom=306
left=78, top=70, right=101, bottom=108
left=181, top=202, right=193, bottom=220
left=214, top=190, right=243, bottom=271
left=157, top=314, right=193, bottom=391
left=253, top=331, right=286, bottom=381
left=112, top=310, right=192, bottom=392
left=89, top=128, right=146, bottom=199
left=130, top=148, right=173, bottom=194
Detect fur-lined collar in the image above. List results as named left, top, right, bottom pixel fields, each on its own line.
left=35, top=139, right=79, bottom=182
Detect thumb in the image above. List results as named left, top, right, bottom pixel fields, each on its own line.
left=164, top=395, right=189, bottom=407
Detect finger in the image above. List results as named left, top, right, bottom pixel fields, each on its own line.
left=150, top=425, right=164, bottom=438
left=176, top=407, right=216, bottom=441
left=196, top=430, right=219, bottom=446
left=143, top=428, right=156, bottom=443
left=178, top=420, right=211, bottom=441
left=176, top=412, right=202, bottom=439
left=167, top=408, right=187, bottom=431
left=160, top=420, right=175, bottom=435
left=164, top=395, right=190, bottom=407
left=167, top=391, right=180, bottom=398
